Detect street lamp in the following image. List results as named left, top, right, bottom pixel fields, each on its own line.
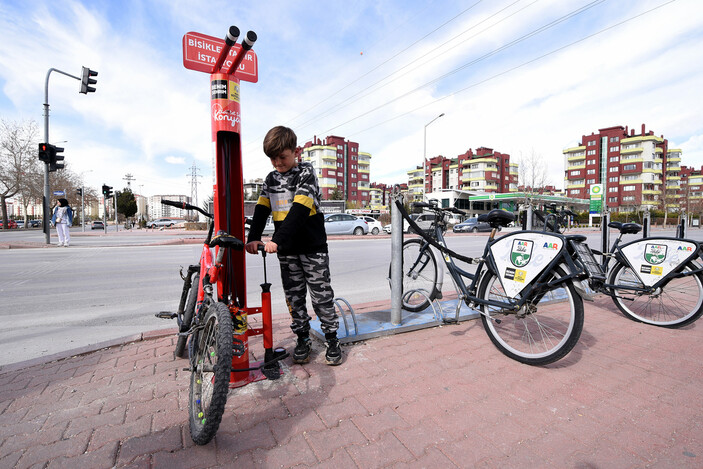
left=423, top=113, right=445, bottom=196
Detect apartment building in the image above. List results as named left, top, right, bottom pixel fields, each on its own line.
left=408, top=147, right=518, bottom=200
left=301, top=136, right=371, bottom=206
left=563, top=124, right=680, bottom=212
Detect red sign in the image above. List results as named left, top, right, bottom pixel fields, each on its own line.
left=182, top=31, right=258, bottom=82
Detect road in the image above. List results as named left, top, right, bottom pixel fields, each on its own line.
left=0, top=226, right=697, bottom=367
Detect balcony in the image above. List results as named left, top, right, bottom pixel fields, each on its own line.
left=620, top=147, right=643, bottom=155
left=563, top=146, right=586, bottom=155
left=566, top=182, right=585, bottom=189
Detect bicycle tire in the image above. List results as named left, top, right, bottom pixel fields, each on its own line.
left=175, top=273, right=199, bottom=359
left=479, top=265, right=584, bottom=365
left=609, top=262, right=703, bottom=328
left=189, top=301, right=233, bottom=445
left=389, top=239, right=439, bottom=312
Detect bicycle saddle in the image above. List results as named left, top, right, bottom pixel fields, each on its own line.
left=565, top=234, right=587, bottom=243
left=209, top=232, right=244, bottom=250
left=607, top=221, right=642, bottom=234
left=482, top=209, right=515, bottom=227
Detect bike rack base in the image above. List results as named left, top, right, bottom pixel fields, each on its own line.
left=309, top=298, right=481, bottom=344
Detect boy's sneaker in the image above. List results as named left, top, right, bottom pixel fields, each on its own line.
left=324, top=336, right=342, bottom=366
left=293, top=336, right=311, bottom=364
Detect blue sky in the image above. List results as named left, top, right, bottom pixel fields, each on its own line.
left=1, top=0, right=702, bottom=198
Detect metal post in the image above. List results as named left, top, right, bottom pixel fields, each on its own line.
left=114, top=195, right=118, bottom=231
left=81, top=186, right=85, bottom=232
left=642, top=208, right=650, bottom=238
left=390, top=186, right=404, bottom=326
left=678, top=211, right=687, bottom=239
left=601, top=209, right=610, bottom=264
left=526, top=200, right=533, bottom=230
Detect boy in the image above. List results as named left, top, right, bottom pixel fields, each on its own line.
left=245, top=126, right=342, bottom=366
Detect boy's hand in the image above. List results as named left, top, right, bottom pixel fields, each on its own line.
left=245, top=241, right=264, bottom=254
left=264, top=241, right=278, bottom=253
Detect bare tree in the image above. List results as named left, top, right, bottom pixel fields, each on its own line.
left=517, top=149, right=550, bottom=195
left=0, top=119, right=39, bottom=228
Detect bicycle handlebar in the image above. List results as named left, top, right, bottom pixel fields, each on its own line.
left=412, top=201, right=466, bottom=216
left=161, top=199, right=213, bottom=219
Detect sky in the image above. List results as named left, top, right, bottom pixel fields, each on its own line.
left=1, top=0, right=702, bottom=200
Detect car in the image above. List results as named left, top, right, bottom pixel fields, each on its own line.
left=0, top=220, right=18, bottom=229
left=147, top=218, right=175, bottom=228
left=357, top=216, right=383, bottom=235
left=383, top=224, right=392, bottom=234
left=15, top=220, right=24, bottom=228
left=324, top=213, right=368, bottom=235
left=91, top=221, right=105, bottom=230
left=453, top=217, right=492, bottom=233
left=244, top=216, right=275, bottom=238
left=404, top=213, right=436, bottom=234
left=28, top=219, right=42, bottom=228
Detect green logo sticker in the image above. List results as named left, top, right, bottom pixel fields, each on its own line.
left=511, top=239, right=533, bottom=267
left=644, top=243, right=667, bottom=265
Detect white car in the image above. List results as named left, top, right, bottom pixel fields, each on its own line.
left=244, top=216, right=275, bottom=238
left=147, top=218, right=175, bottom=228
left=357, top=216, right=383, bottom=235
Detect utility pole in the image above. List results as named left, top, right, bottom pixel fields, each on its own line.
left=187, top=162, right=202, bottom=221
left=123, top=173, right=135, bottom=188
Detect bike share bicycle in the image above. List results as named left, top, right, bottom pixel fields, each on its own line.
left=550, top=211, right=703, bottom=329
left=155, top=26, right=288, bottom=446
left=392, top=199, right=597, bottom=365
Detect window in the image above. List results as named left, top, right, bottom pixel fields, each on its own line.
left=622, top=196, right=635, bottom=202
left=587, top=149, right=596, bottom=156
left=587, top=169, right=596, bottom=175
left=609, top=176, right=619, bottom=182
left=587, top=179, right=596, bottom=184
left=609, top=166, right=619, bottom=172
left=623, top=164, right=636, bottom=171
left=610, top=146, right=620, bottom=152
left=623, top=185, right=635, bottom=191
left=609, top=136, right=620, bottom=143
left=570, top=170, right=581, bottom=176
left=569, top=189, right=580, bottom=195
left=608, top=197, right=618, bottom=203
left=587, top=159, right=596, bottom=165
left=608, top=186, right=618, bottom=193
left=588, top=140, right=597, bottom=146
left=609, top=156, right=619, bottom=162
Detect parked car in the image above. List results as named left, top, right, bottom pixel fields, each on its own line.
left=0, top=220, right=18, bottom=229
left=244, top=216, right=275, bottom=238
left=28, top=219, right=41, bottom=228
left=147, top=218, right=175, bottom=228
left=91, top=220, right=105, bottom=230
left=324, top=213, right=368, bottom=235
left=404, top=213, right=436, bottom=234
left=453, top=217, right=492, bottom=233
left=383, top=224, right=392, bottom=234
left=357, top=216, right=383, bottom=235
left=15, top=220, right=24, bottom=228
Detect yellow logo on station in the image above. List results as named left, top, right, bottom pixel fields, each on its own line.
left=514, top=269, right=527, bottom=283
left=651, top=266, right=663, bottom=276
left=229, top=81, right=240, bottom=102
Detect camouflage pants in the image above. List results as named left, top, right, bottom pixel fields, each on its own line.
left=278, top=252, right=338, bottom=336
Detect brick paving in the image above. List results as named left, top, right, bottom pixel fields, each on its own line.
left=1, top=295, right=703, bottom=468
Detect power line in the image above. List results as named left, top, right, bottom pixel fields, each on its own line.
left=345, top=0, right=677, bottom=139
left=315, top=0, right=607, bottom=137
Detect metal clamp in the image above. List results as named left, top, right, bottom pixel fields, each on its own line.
left=334, top=297, right=357, bottom=338
left=402, top=289, right=446, bottom=324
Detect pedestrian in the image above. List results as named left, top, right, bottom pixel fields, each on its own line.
left=50, top=198, right=73, bottom=247
left=245, top=126, right=342, bottom=366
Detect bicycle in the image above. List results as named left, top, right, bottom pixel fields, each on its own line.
left=393, top=200, right=594, bottom=365
left=156, top=199, right=288, bottom=445
left=567, top=219, right=703, bottom=328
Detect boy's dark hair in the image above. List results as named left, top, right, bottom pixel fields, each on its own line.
left=263, top=126, right=297, bottom=158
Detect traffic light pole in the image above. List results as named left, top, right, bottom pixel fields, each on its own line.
left=42, top=67, right=97, bottom=244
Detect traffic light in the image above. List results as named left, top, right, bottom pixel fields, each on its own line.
left=77, top=188, right=83, bottom=197
left=48, top=145, right=64, bottom=172
left=80, top=67, right=98, bottom=94
left=102, top=184, right=113, bottom=199
left=38, top=143, right=50, bottom=163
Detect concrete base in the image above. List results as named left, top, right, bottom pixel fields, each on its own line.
left=310, top=298, right=481, bottom=344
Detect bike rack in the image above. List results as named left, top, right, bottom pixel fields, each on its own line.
left=333, top=297, right=358, bottom=338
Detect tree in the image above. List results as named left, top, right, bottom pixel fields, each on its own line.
left=329, top=188, right=344, bottom=201
left=117, top=187, right=138, bottom=220
left=517, top=149, right=550, bottom=195
left=0, top=119, right=39, bottom=229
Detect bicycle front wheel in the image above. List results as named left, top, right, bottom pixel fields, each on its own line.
left=610, top=262, right=703, bottom=328
left=189, top=301, right=233, bottom=445
left=479, top=265, right=584, bottom=365
left=389, top=239, right=439, bottom=312
left=175, top=273, right=199, bottom=359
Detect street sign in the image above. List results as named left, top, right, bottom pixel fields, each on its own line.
left=52, top=190, right=65, bottom=196
left=182, top=32, right=258, bottom=82
left=589, top=184, right=603, bottom=214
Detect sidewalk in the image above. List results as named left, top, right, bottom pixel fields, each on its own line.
left=1, top=295, right=702, bottom=468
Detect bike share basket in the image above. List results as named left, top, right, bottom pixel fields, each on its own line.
left=569, top=238, right=606, bottom=281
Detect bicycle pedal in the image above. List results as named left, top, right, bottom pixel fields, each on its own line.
left=156, top=312, right=177, bottom=319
